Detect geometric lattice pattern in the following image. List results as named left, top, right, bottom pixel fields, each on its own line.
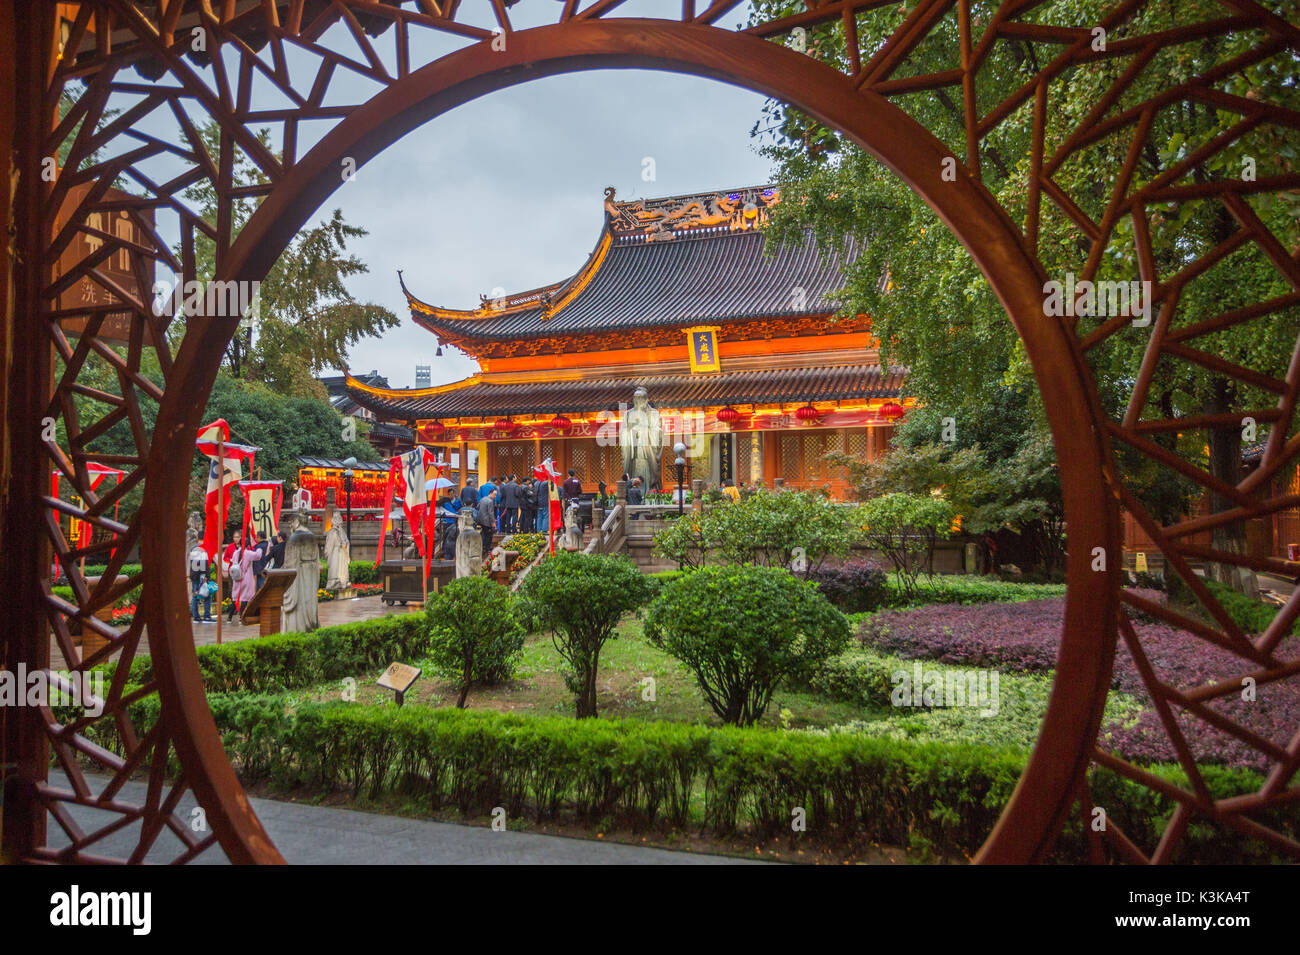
left=13, top=0, right=1300, bottom=863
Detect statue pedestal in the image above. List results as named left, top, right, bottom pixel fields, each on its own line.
left=379, top=559, right=455, bottom=606
left=329, top=585, right=356, bottom=600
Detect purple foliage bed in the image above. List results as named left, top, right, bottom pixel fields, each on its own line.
left=861, top=596, right=1300, bottom=771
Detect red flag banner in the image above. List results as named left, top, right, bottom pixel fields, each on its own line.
left=197, top=420, right=259, bottom=559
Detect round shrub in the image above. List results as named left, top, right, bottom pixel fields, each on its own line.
left=519, top=552, right=655, bottom=718
left=644, top=565, right=853, bottom=726
left=425, top=576, right=525, bottom=707
left=806, top=559, right=888, bottom=612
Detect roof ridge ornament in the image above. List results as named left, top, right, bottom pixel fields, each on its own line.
left=605, top=185, right=780, bottom=241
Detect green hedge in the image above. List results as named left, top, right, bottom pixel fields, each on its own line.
left=84, top=694, right=1296, bottom=862
left=111, top=614, right=429, bottom=693
left=890, top=575, right=1066, bottom=607
left=319, top=560, right=381, bottom=589
left=1198, top=577, right=1297, bottom=636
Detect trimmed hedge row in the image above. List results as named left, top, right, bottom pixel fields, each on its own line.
left=112, top=614, right=430, bottom=693
left=86, top=692, right=1294, bottom=862
left=319, top=560, right=381, bottom=589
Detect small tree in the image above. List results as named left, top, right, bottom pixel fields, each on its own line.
left=857, top=492, right=956, bottom=600
left=425, top=576, right=525, bottom=708
left=644, top=565, right=851, bottom=726
left=519, top=552, right=654, bottom=718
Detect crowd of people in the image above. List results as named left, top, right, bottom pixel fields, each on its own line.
left=186, top=528, right=289, bottom=623
left=431, top=470, right=591, bottom=559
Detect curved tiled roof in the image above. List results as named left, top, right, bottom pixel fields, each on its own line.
left=406, top=229, right=860, bottom=341
left=345, top=364, right=903, bottom=420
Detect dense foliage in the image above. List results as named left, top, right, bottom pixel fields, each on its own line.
left=857, top=493, right=956, bottom=600
left=106, top=614, right=430, bottom=693
left=425, top=577, right=526, bottom=707
left=652, top=489, right=858, bottom=570
left=861, top=595, right=1298, bottom=771
left=805, top=559, right=889, bottom=612
left=644, top=565, right=852, bottom=726
left=752, top=0, right=1300, bottom=581
left=518, top=552, right=655, bottom=718
left=87, top=692, right=1297, bottom=862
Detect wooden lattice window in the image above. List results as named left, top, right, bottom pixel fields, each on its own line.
left=780, top=435, right=800, bottom=483
left=735, top=433, right=752, bottom=485
left=846, top=429, right=868, bottom=458
left=570, top=443, right=589, bottom=481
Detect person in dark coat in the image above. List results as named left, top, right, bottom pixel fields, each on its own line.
left=500, top=474, right=520, bottom=535
left=627, top=476, right=645, bottom=505
left=520, top=478, right=537, bottom=533
left=562, top=469, right=582, bottom=502
left=440, top=492, right=461, bottom=560
left=460, top=480, right=478, bottom=507
left=266, top=530, right=288, bottom=569
left=251, top=530, right=271, bottom=592
left=476, top=488, right=497, bottom=555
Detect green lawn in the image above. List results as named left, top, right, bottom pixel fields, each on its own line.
left=293, top=609, right=1138, bottom=751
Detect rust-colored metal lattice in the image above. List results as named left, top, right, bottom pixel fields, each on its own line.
left=3, top=0, right=1297, bottom=864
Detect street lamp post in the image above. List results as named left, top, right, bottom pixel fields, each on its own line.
left=342, top=457, right=357, bottom=544
left=673, top=442, right=686, bottom=517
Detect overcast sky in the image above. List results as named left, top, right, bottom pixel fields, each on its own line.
left=317, top=69, right=776, bottom=388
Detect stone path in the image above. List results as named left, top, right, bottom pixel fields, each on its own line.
left=47, top=776, right=759, bottom=865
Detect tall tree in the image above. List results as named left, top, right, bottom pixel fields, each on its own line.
left=752, top=0, right=1300, bottom=585
left=177, top=121, right=398, bottom=398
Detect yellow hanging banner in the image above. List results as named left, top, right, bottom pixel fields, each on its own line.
left=685, top=325, right=721, bottom=374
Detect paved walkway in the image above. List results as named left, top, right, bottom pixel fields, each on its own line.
left=48, top=776, right=757, bottom=865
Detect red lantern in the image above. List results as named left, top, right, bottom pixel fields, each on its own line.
left=794, top=403, right=821, bottom=421
left=493, top=417, right=515, bottom=434
left=423, top=420, right=446, bottom=437
left=879, top=401, right=905, bottom=421
left=716, top=406, right=741, bottom=423
left=551, top=415, right=572, bottom=432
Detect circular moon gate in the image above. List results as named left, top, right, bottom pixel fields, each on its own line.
left=8, top=1, right=1299, bottom=864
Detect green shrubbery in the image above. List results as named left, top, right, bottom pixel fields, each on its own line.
left=519, top=552, right=655, bottom=718
left=652, top=490, right=857, bottom=571
left=108, top=614, right=429, bottom=692
left=858, top=492, right=956, bottom=600
left=88, top=693, right=1295, bottom=862
left=892, top=574, right=1066, bottom=607
left=425, top=577, right=525, bottom=707
left=318, top=561, right=381, bottom=589
left=645, top=565, right=851, bottom=726
left=1191, top=577, right=1297, bottom=636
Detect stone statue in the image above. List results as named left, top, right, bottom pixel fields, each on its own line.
left=324, top=522, right=350, bottom=590
left=620, top=386, right=663, bottom=492
left=454, top=507, right=482, bottom=578
left=281, top=526, right=320, bottom=632
left=184, top=511, right=203, bottom=569
left=562, top=502, right=583, bottom=552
